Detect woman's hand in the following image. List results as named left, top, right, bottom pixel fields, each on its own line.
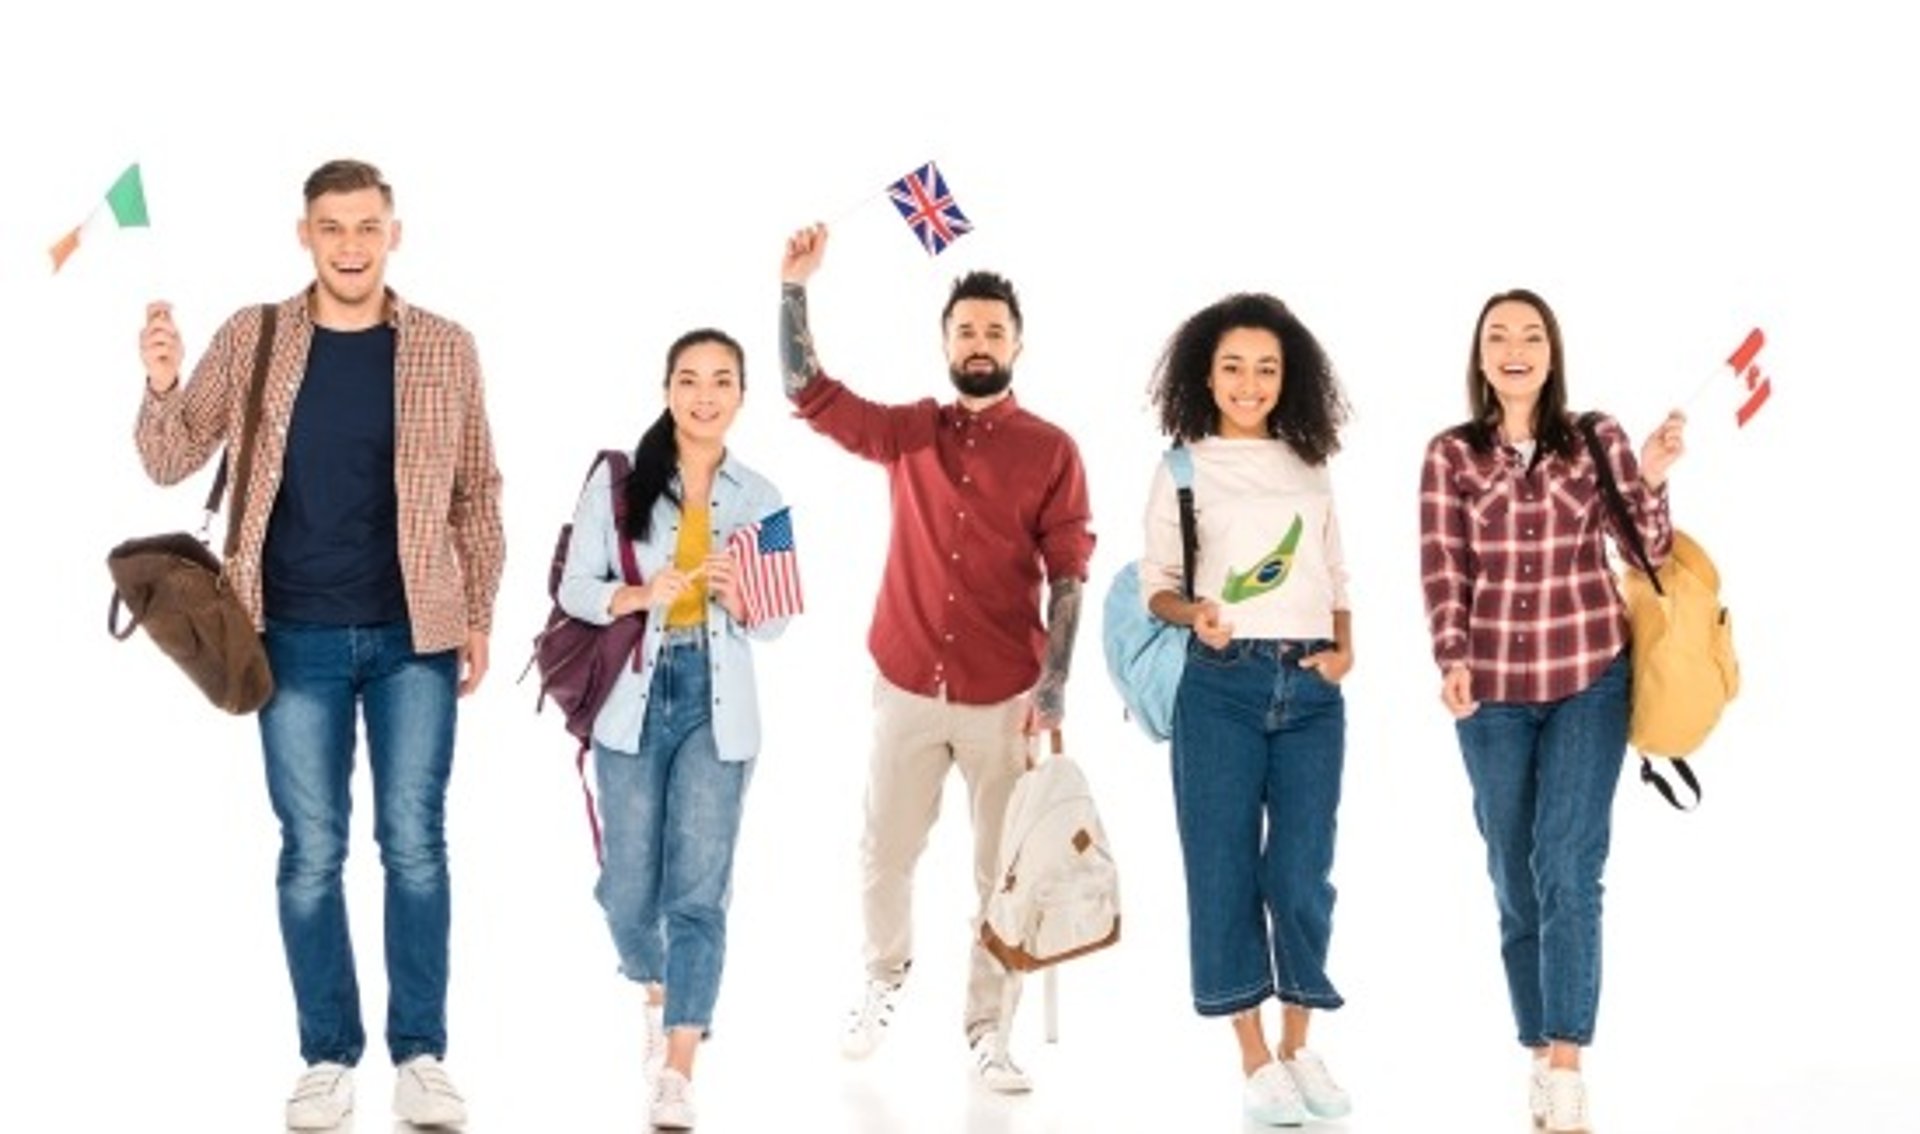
left=1192, top=599, right=1234, bottom=649
left=1302, top=646, right=1352, bottom=683
left=703, top=553, right=747, bottom=624
left=1441, top=663, right=1478, bottom=719
left=1640, top=409, right=1687, bottom=489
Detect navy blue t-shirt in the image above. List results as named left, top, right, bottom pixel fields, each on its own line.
left=262, top=325, right=408, bottom=625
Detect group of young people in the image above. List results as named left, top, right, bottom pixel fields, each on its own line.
left=132, top=158, right=1683, bottom=1133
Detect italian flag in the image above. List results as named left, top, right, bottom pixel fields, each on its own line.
left=50, top=163, right=149, bottom=272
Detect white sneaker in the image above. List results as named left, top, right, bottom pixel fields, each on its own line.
left=393, top=1054, right=467, bottom=1128
left=650, top=1067, right=697, bottom=1130
left=841, top=978, right=902, bottom=1059
left=644, top=1000, right=668, bottom=1078
left=1530, top=1057, right=1550, bottom=1127
left=285, top=1062, right=353, bottom=1130
left=1282, top=1048, right=1352, bottom=1119
left=1244, top=1060, right=1307, bottom=1127
left=970, top=1030, right=1033, bottom=1093
left=1541, top=1067, right=1592, bottom=1134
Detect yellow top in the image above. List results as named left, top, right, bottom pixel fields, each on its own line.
left=665, top=507, right=711, bottom=628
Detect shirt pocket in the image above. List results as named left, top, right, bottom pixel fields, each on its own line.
left=1457, top=467, right=1512, bottom=529
left=1548, top=470, right=1598, bottom=525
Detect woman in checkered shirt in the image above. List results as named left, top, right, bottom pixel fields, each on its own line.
left=1419, top=288, right=1686, bottom=1134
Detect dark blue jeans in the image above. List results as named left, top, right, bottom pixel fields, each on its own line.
left=258, top=619, right=458, bottom=1067
left=1170, top=638, right=1346, bottom=1016
left=1455, top=651, right=1630, bottom=1047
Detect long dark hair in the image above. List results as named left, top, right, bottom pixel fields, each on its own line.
left=622, top=328, right=746, bottom=541
left=1461, top=288, right=1575, bottom=458
left=1148, top=292, right=1348, bottom=464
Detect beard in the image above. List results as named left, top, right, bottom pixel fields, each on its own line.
left=948, top=358, right=1014, bottom=399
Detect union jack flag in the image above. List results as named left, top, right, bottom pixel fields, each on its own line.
left=887, top=161, right=972, bottom=256
left=727, top=507, right=805, bottom=626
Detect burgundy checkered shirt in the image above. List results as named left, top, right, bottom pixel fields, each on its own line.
left=1419, top=413, right=1671, bottom=704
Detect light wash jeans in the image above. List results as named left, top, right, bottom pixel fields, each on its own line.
left=594, top=627, right=752, bottom=1033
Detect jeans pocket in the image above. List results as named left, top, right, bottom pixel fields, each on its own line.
left=1186, top=638, right=1246, bottom=669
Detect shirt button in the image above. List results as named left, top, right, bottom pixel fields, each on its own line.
left=947, top=593, right=956, bottom=602
left=944, top=633, right=954, bottom=642
left=950, top=551, right=960, bottom=561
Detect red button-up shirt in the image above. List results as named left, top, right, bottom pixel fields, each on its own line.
left=1419, top=413, right=1671, bottom=704
left=796, top=375, right=1095, bottom=704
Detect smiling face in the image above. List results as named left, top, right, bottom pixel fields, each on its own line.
left=297, top=186, right=399, bottom=323
left=1477, top=298, right=1553, bottom=411
left=1208, top=325, right=1283, bottom=439
left=666, top=338, right=744, bottom=447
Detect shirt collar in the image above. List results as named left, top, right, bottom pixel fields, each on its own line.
left=944, top=390, right=1020, bottom=425
left=290, top=283, right=407, bottom=330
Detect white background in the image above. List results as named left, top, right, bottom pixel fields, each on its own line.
left=1, top=3, right=1914, bottom=1130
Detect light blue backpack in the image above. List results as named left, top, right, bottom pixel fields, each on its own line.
left=1101, top=447, right=1197, bottom=742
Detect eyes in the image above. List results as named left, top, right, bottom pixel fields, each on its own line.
left=674, top=373, right=737, bottom=389
left=1485, top=331, right=1547, bottom=346
left=315, top=221, right=385, bottom=237
left=1215, top=360, right=1280, bottom=379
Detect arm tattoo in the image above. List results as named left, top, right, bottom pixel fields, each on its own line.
left=780, top=282, right=822, bottom=401
left=1034, top=577, right=1084, bottom=720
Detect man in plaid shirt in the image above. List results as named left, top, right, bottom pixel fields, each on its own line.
left=136, top=159, right=502, bottom=1131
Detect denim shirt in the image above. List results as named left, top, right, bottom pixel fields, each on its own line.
left=557, top=451, right=790, bottom=760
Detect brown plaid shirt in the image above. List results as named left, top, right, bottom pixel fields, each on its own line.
left=135, top=287, right=505, bottom=654
left=1419, top=412, right=1670, bottom=704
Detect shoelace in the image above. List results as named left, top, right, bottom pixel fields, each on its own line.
left=290, top=1067, right=344, bottom=1100
left=1288, top=1054, right=1343, bottom=1096
left=850, top=983, right=897, bottom=1029
left=655, top=1071, right=691, bottom=1107
left=1546, top=1074, right=1588, bottom=1129
left=407, top=1062, right=461, bottom=1100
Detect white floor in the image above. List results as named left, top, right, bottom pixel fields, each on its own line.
left=10, top=631, right=1918, bottom=1133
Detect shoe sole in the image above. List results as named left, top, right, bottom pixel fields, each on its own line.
left=1244, top=1104, right=1306, bottom=1127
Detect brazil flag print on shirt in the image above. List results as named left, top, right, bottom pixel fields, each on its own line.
left=1221, top=514, right=1304, bottom=603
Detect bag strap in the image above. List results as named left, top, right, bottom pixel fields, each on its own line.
left=1640, top=755, right=1702, bottom=811
left=1580, top=415, right=1699, bottom=811
left=1166, top=445, right=1197, bottom=603
left=1576, top=413, right=1664, bottom=598
left=599, top=449, right=641, bottom=585
left=214, top=304, right=280, bottom=558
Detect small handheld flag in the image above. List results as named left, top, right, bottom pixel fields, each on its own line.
left=1724, top=328, right=1772, bottom=427
left=50, top=163, right=150, bottom=273
left=887, top=161, right=972, bottom=256
left=726, top=507, right=804, bottom=626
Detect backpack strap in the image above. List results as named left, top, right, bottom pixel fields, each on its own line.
left=599, top=449, right=641, bottom=586
left=1576, top=413, right=1664, bottom=597
left=1579, top=415, right=1698, bottom=811
left=1640, top=755, right=1702, bottom=811
left=1165, top=446, right=1197, bottom=603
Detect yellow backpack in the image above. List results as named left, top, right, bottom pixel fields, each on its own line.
left=1580, top=416, right=1741, bottom=809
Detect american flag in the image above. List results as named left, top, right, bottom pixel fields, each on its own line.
left=727, top=506, right=805, bottom=626
left=887, top=161, right=972, bottom=256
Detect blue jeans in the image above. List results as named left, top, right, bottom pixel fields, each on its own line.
left=258, top=619, right=458, bottom=1067
left=1170, top=638, right=1346, bottom=1016
left=1455, top=652, right=1630, bottom=1048
left=595, top=629, right=752, bottom=1033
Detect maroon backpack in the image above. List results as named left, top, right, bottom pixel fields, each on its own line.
left=522, top=450, right=646, bottom=745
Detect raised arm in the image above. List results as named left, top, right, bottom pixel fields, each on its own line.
left=780, top=223, right=828, bottom=401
